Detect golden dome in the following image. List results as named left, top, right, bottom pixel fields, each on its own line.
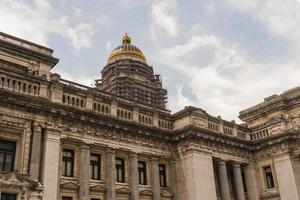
left=107, top=33, right=147, bottom=64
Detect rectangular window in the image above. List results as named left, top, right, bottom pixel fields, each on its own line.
left=264, top=166, right=275, bottom=189
left=1, top=193, right=17, bottom=200
left=62, top=197, right=73, bottom=200
left=116, top=157, right=125, bottom=183
left=138, top=161, right=147, bottom=185
left=159, top=164, right=167, bottom=187
left=62, top=149, right=74, bottom=177
left=0, top=140, right=16, bottom=172
left=90, top=154, right=101, bottom=180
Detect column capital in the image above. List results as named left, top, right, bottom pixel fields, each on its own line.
left=233, top=162, right=242, bottom=169
left=217, top=159, right=227, bottom=166
left=129, top=152, right=138, bottom=158
left=33, top=122, right=43, bottom=132
left=106, top=147, right=115, bottom=154
left=80, top=142, right=90, bottom=150
left=151, top=156, right=159, bottom=162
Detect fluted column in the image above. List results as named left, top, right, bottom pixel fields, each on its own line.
left=233, top=163, right=245, bottom=200
left=217, top=160, right=231, bottom=200
left=151, top=157, right=160, bottom=200
left=106, top=148, right=116, bottom=200
left=30, top=123, right=42, bottom=180
left=79, top=143, right=90, bottom=200
left=129, top=153, right=139, bottom=200
left=170, top=160, right=178, bottom=200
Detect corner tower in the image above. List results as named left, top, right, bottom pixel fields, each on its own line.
left=97, top=33, right=168, bottom=109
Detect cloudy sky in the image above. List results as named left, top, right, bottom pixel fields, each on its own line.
left=1, top=0, right=300, bottom=121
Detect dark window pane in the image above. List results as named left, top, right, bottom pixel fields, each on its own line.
left=264, top=166, right=275, bottom=189
left=90, top=154, right=101, bottom=180
left=62, top=197, right=73, bottom=200
left=62, top=149, right=74, bottom=177
left=1, top=193, right=17, bottom=200
left=138, top=161, right=147, bottom=185
left=116, top=158, right=125, bottom=183
left=159, top=164, right=167, bottom=187
left=0, top=140, right=16, bottom=172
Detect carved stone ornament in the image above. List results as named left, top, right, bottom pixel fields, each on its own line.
left=116, top=186, right=130, bottom=194
left=27, top=60, right=40, bottom=75
left=0, top=172, right=42, bottom=189
left=89, top=183, right=106, bottom=193
left=60, top=179, right=79, bottom=190
left=140, top=188, right=152, bottom=196
left=161, top=189, right=173, bottom=198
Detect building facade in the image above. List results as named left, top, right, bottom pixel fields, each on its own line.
left=0, top=32, right=300, bottom=200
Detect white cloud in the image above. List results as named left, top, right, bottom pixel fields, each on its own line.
left=224, top=0, right=300, bottom=45
left=150, top=0, right=178, bottom=39
left=152, top=33, right=300, bottom=121
left=0, top=0, right=95, bottom=53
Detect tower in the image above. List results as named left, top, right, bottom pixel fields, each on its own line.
left=97, top=33, right=167, bottom=109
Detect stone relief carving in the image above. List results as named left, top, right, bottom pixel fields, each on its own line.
left=27, top=60, right=40, bottom=75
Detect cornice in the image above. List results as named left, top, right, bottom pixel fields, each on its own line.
left=0, top=40, right=59, bottom=67
left=0, top=88, right=172, bottom=140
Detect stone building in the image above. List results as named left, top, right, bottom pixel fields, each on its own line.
left=0, top=31, right=300, bottom=200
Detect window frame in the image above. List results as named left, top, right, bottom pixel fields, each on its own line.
left=61, top=197, right=73, bottom=200
left=138, top=161, right=147, bottom=185
left=159, top=164, right=167, bottom=187
left=1, top=193, right=17, bottom=200
left=0, top=140, right=16, bottom=172
left=62, top=149, right=74, bottom=177
left=115, top=157, right=125, bottom=183
left=90, top=153, right=101, bottom=180
left=263, top=165, right=275, bottom=189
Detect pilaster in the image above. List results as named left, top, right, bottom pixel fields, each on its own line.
left=42, top=127, right=61, bottom=200
left=29, top=123, right=42, bottom=180
left=106, top=148, right=116, bottom=200
left=79, top=143, right=90, bottom=200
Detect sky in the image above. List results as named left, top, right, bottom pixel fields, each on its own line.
left=1, top=0, right=300, bottom=122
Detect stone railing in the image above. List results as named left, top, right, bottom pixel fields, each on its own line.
left=249, top=115, right=300, bottom=141
left=192, top=117, right=249, bottom=140
left=51, top=75, right=173, bottom=130
left=0, top=74, right=41, bottom=96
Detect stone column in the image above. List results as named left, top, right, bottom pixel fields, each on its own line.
left=30, top=123, right=42, bottom=180
left=79, top=143, right=90, bottom=200
left=42, top=127, right=61, bottom=200
left=129, top=153, right=139, bottom=200
left=217, top=160, right=231, bottom=200
left=233, top=163, right=245, bottom=200
left=244, top=164, right=259, bottom=200
left=106, top=148, right=116, bottom=200
left=151, top=157, right=161, bottom=200
left=170, top=160, right=178, bottom=200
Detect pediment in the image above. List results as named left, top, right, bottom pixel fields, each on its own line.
left=0, top=172, right=40, bottom=189
left=90, top=184, right=106, bottom=192
left=60, top=180, right=79, bottom=190
left=161, top=189, right=172, bottom=197
left=140, top=188, right=152, bottom=196
left=116, top=186, right=130, bottom=194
